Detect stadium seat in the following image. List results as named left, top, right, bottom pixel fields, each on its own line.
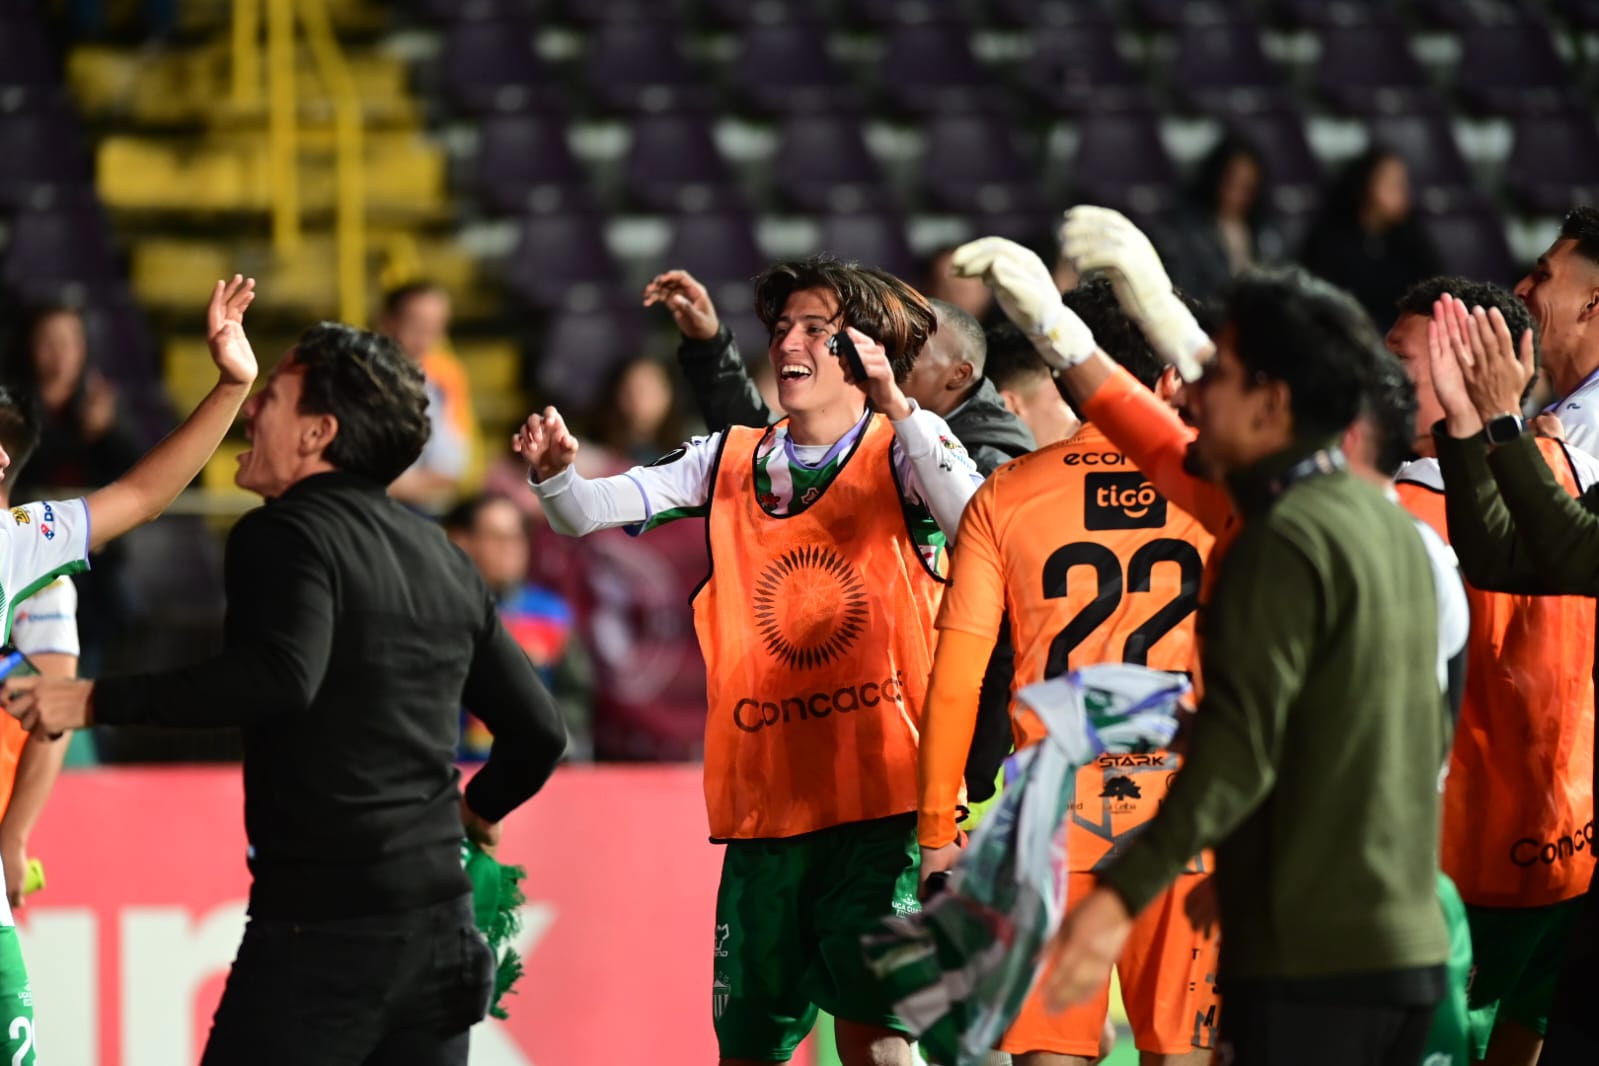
left=921, top=114, right=1047, bottom=215
left=441, top=19, right=566, bottom=113
left=1367, top=110, right=1476, bottom=207
left=1135, top=0, right=1259, bottom=28
left=583, top=22, right=715, bottom=113
left=1, top=208, right=120, bottom=298
left=0, top=99, right=92, bottom=211
left=987, top=0, right=1115, bottom=27
left=728, top=22, right=860, bottom=115
left=1019, top=26, right=1152, bottom=115
left=1314, top=26, right=1435, bottom=113
left=504, top=214, right=622, bottom=310
left=534, top=306, right=647, bottom=412
left=815, top=212, right=919, bottom=280
left=1276, top=0, right=1402, bottom=28
left=1068, top=112, right=1179, bottom=219
left=1456, top=19, right=1581, bottom=115
left=0, top=15, right=59, bottom=87
left=772, top=114, right=892, bottom=214
left=1171, top=23, right=1290, bottom=114
left=1220, top=107, right=1325, bottom=217
left=1421, top=207, right=1518, bottom=287
left=658, top=213, right=766, bottom=308
left=621, top=111, right=743, bottom=214
left=1505, top=111, right=1599, bottom=214
left=474, top=114, right=592, bottom=215
left=878, top=21, right=1001, bottom=115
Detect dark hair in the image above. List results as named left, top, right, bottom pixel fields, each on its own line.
left=380, top=280, right=446, bottom=320
left=442, top=491, right=517, bottom=536
left=8, top=303, right=83, bottom=390
left=589, top=355, right=684, bottom=458
left=0, top=384, right=42, bottom=483
left=1223, top=266, right=1383, bottom=440
left=1188, top=134, right=1268, bottom=228
left=929, top=298, right=987, bottom=372
left=754, top=255, right=938, bottom=381
left=1315, top=147, right=1405, bottom=230
left=292, top=323, right=431, bottom=485
left=1560, top=206, right=1599, bottom=266
left=1360, top=350, right=1419, bottom=476
left=983, top=322, right=1053, bottom=392
left=1396, top=275, right=1538, bottom=359
left=1064, top=278, right=1187, bottom=391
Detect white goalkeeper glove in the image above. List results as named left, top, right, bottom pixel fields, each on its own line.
left=1060, top=206, right=1212, bottom=382
left=950, top=237, right=1097, bottom=371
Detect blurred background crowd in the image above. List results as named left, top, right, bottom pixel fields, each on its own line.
left=1, top=0, right=1595, bottom=766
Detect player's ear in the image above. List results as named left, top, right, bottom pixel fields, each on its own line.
left=997, top=388, right=1022, bottom=416
left=1155, top=367, right=1182, bottom=403
left=302, top=413, right=339, bottom=455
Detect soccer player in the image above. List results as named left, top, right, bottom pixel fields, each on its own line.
left=958, top=218, right=1458, bottom=1066
left=1388, top=277, right=1596, bottom=1066
left=983, top=322, right=1082, bottom=447
left=918, top=280, right=1217, bottom=1066
left=519, top=256, right=981, bottom=1066
left=0, top=276, right=259, bottom=1066
left=1512, top=207, right=1599, bottom=453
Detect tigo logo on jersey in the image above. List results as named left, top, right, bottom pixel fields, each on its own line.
left=1085, top=472, right=1166, bottom=530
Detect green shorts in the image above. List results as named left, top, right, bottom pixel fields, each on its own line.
left=0, top=926, right=34, bottom=1066
left=1464, top=895, right=1586, bottom=1058
left=1423, top=873, right=1473, bottom=1066
left=712, top=813, right=920, bottom=1062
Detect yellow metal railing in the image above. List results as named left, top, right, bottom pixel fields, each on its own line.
left=231, top=0, right=367, bottom=325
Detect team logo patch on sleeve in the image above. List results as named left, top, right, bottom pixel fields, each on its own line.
left=9, top=508, right=26, bottom=526
left=1085, top=472, right=1166, bottom=530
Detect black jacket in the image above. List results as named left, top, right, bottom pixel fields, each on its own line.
left=676, top=325, right=1029, bottom=801
left=94, top=471, right=568, bottom=919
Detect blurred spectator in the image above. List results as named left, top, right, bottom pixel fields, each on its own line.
left=923, top=245, right=996, bottom=324
left=444, top=494, right=593, bottom=763
left=1299, top=148, right=1444, bottom=328
left=1164, top=135, right=1284, bottom=304
left=586, top=356, right=687, bottom=466
left=983, top=321, right=1082, bottom=447
left=379, top=282, right=480, bottom=514
left=9, top=305, right=140, bottom=677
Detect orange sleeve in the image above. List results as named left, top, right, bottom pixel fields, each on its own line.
left=1079, top=366, right=1233, bottom=536
left=918, top=628, right=994, bottom=847
left=935, top=480, right=1007, bottom=642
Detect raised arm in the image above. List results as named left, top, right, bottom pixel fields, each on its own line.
left=83, top=277, right=258, bottom=550
left=645, top=269, right=772, bottom=430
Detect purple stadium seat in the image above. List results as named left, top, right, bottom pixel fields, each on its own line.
left=1172, top=23, right=1289, bottom=114
left=987, top=0, right=1114, bottom=27
left=0, top=100, right=92, bottom=211
left=1314, top=26, right=1436, bottom=113
left=621, top=112, right=742, bottom=214
left=1456, top=20, right=1580, bottom=115
left=1069, top=113, right=1179, bottom=218
left=878, top=21, right=999, bottom=115
left=772, top=115, right=891, bottom=214
left=701, top=0, right=822, bottom=24
left=81, top=296, right=160, bottom=386
left=474, top=114, right=591, bottom=215
left=0, top=17, right=58, bottom=86
left=535, top=306, right=647, bottom=412
left=583, top=22, right=714, bottom=113
left=558, top=0, right=691, bottom=23
left=1505, top=112, right=1599, bottom=214
left=729, top=22, right=860, bottom=115
left=504, top=214, right=621, bottom=310
left=441, top=20, right=565, bottom=113
left=815, top=213, right=918, bottom=281
left=1136, top=0, right=1259, bottom=27
left=922, top=115, right=1047, bottom=216
left=1421, top=208, right=1517, bottom=287
left=1276, top=0, right=1401, bottom=27
left=1406, top=0, right=1535, bottom=28
left=412, top=0, right=547, bottom=20
left=1019, top=26, right=1152, bottom=114
left=1, top=210, right=119, bottom=297
left=658, top=213, right=765, bottom=309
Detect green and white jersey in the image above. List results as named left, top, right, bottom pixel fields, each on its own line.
left=621, top=410, right=981, bottom=569
left=0, top=499, right=89, bottom=647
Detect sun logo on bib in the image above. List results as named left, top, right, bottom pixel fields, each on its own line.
left=752, top=545, right=870, bottom=670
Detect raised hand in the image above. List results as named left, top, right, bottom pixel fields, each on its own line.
left=1449, top=296, right=1536, bottom=425
left=642, top=269, right=721, bottom=342
left=1060, top=206, right=1210, bottom=381
left=206, top=275, right=259, bottom=387
left=512, top=407, right=580, bottom=483
left=950, top=236, right=1095, bottom=369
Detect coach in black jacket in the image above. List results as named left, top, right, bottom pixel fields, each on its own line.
left=644, top=269, right=1033, bottom=805
left=8, top=322, right=567, bottom=1066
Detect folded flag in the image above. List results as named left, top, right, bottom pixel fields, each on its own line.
left=863, top=664, right=1187, bottom=1066
left=462, top=840, right=529, bottom=1020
